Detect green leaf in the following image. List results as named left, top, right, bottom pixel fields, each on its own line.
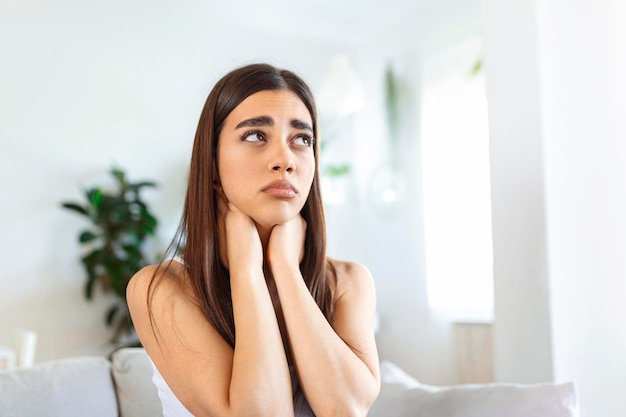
left=122, top=245, right=142, bottom=265
left=84, top=274, right=98, bottom=300
left=105, top=263, right=127, bottom=298
left=110, top=310, right=132, bottom=343
left=112, top=167, right=126, bottom=187
left=61, top=202, right=89, bottom=216
left=105, top=304, right=119, bottom=326
left=141, top=211, right=158, bottom=235
left=385, top=64, right=399, bottom=141
left=82, top=249, right=103, bottom=269
left=324, top=164, right=351, bottom=178
left=79, top=231, right=98, bottom=243
left=127, top=181, right=157, bottom=192
left=89, top=188, right=104, bottom=211
left=468, top=58, right=483, bottom=77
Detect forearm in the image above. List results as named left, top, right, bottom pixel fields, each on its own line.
left=272, top=263, right=379, bottom=417
left=229, top=267, right=293, bottom=416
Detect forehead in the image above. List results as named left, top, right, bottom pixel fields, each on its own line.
left=226, top=90, right=312, bottom=125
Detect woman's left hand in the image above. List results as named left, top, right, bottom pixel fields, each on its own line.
left=267, top=214, right=306, bottom=268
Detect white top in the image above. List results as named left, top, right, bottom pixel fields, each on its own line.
left=150, top=357, right=195, bottom=417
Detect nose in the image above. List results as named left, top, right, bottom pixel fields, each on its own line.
left=271, top=161, right=294, bottom=173
left=268, top=142, right=295, bottom=173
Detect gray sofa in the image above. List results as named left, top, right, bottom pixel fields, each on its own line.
left=0, top=348, right=578, bottom=417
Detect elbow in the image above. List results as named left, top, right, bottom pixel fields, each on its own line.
left=230, top=400, right=293, bottom=417
left=318, top=385, right=382, bottom=417
left=344, top=404, right=375, bottom=417
left=353, top=378, right=382, bottom=417
left=191, top=398, right=292, bottom=417
left=316, top=404, right=371, bottom=417
left=350, top=376, right=381, bottom=417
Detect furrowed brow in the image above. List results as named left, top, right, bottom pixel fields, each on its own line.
left=235, top=116, right=273, bottom=129
left=291, top=119, right=313, bottom=132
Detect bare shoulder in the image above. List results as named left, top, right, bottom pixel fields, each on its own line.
left=126, top=264, right=163, bottom=303
left=328, top=258, right=375, bottom=302
left=126, top=264, right=160, bottom=315
left=126, top=261, right=205, bottom=349
left=127, top=261, right=194, bottom=316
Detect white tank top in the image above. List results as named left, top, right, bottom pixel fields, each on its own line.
left=150, top=357, right=194, bottom=417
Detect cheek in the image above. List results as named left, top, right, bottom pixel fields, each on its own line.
left=304, top=156, right=316, bottom=186
left=298, top=159, right=316, bottom=203
left=219, top=164, right=243, bottom=200
left=217, top=150, right=240, bottom=198
left=218, top=154, right=260, bottom=203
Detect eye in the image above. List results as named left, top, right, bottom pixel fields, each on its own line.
left=241, top=131, right=265, bottom=143
left=293, top=134, right=314, bottom=148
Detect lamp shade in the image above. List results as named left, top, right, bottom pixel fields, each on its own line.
left=317, top=54, right=366, bottom=118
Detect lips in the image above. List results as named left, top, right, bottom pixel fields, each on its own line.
left=262, top=180, right=298, bottom=198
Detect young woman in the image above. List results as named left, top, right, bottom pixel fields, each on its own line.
left=127, top=63, right=380, bottom=417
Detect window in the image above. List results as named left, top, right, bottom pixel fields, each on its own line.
left=420, top=37, right=493, bottom=321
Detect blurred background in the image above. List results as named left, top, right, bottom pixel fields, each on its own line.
left=1, top=0, right=625, bottom=416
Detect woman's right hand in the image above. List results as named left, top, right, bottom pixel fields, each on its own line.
left=216, top=191, right=263, bottom=271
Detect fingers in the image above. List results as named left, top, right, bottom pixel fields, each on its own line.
left=267, top=213, right=307, bottom=267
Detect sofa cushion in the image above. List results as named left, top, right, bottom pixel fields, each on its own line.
left=0, top=356, right=118, bottom=417
left=370, top=361, right=579, bottom=417
left=111, top=347, right=162, bottom=417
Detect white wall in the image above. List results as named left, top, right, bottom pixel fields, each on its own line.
left=538, top=0, right=626, bottom=415
left=0, top=0, right=480, bottom=385
left=483, top=0, right=626, bottom=414
left=0, top=0, right=346, bottom=361
left=482, top=0, right=554, bottom=383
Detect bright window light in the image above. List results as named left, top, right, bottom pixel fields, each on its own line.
left=421, top=38, right=493, bottom=322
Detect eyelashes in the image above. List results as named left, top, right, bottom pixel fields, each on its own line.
left=293, top=133, right=315, bottom=147
left=239, top=130, right=315, bottom=148
left=240, top=130, right=265, bottom=143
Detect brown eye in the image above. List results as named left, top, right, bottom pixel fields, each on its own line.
left=293, top=134, right=314, bottom=147
left=242, top=131, right=265, bottom=142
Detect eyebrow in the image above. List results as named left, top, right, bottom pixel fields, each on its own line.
left=235, top=116, right=272, bottom=129
left=291, top=119, right=313, bottom=133
left=235, top=116, right=313, bottom=133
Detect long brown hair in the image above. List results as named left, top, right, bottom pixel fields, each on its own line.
left=152, top=63, right=333, bottom=347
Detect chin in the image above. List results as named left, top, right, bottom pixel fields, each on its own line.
left=252, top=205, right=301, bottom=227
left=254, top=214, right=292, bottom=228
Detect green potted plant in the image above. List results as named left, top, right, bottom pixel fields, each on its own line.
left=61, top=167, right=159, bottom=345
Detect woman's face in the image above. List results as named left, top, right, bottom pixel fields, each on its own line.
left=217, top=89, right=316, bottom=229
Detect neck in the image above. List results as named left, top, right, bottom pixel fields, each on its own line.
left=256, top=222, right=272, bottom=251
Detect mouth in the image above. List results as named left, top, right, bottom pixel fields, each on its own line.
left=262, top=180, right=298, bottom=199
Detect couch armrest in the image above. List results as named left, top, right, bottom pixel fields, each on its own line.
left=369, top=361, right=579, bottom=417
left=111, top=347, right=162, bottom=417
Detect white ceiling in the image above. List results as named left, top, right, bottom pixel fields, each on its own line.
left=210, top=0, right=439, bottom=44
